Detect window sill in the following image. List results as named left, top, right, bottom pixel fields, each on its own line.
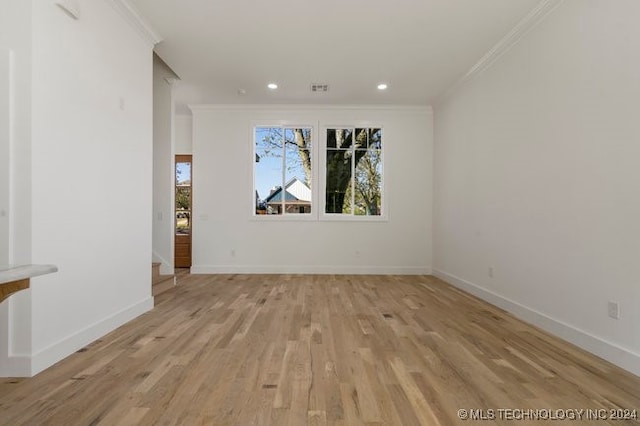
left=320, top=213, right=388, bottom=222
left=249, top=213, right=388, bottom=222
left=250, top=213, right=318, bottom=222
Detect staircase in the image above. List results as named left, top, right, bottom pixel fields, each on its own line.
left=152, top=263, right=176, bottom=296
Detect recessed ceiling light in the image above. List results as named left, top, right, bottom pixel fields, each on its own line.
left=267, top=83, right=278, bottom=90
left=377, top=83, right=388, bottom=90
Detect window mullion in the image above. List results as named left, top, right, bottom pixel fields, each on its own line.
left=351, top=128, right=355, bottom=216
left=281, top=128, right=286, bottom=215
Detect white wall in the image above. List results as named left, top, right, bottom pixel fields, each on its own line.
left=433, top=0, right=640, bottom=375
left=0, top=0, right=32, bottom=267
left=191, top=106, right=432, bottom=274
left=152, top=55, right=177, bottom=275
left=175, top=114, right=193, bottom=154
left=1, top=0, right=155, bottom=376
left=0, top=0, right=34, bottom=376
left=0, top=49, right=10, bottom=265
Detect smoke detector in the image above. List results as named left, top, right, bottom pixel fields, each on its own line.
left=310, top=84, right=329, bottom=93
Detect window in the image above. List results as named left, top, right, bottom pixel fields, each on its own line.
left=254, top=126, right=313, bottom=216
left=325, top=128, right=382, bottom=216
left=252, top=124, right=384, bottom=220
left=175, top=155, right=192, bottom=268
left=175, top=156, right=192, bottom=234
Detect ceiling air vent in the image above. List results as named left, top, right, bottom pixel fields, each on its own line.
left=311, top=84, right=329, bottom=93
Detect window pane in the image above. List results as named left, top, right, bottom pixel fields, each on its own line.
left=355, top=128, right=368, bottom=149
left=176, top=162, right=191, bottom=186
left=354, top=149, right=382, bottom=216
left=327, top=128, right=352, bottom=150
left=325, top=149, right=352, bottom=214
left=175, top=211, right=191, bottom=234
left=325, top=127, right=382, bottom=216
left=285, top=142, right=312, bottom=215
left=176, top=186, right=191, bottom=232
left=176, top=187, right=191, bottom=211
left=254, top=126, right=313, bottom=216
left=255, top=127, right=283, bottom=215
left=370, top=128, right=382, bottom=149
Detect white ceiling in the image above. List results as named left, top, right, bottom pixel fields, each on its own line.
left=129, top=0, right=542, bottom=110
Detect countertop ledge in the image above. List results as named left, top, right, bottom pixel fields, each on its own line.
left=0, top=264, right=59, bottom=285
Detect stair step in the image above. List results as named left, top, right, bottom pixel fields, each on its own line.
left=152, top=263, right=175, bottom=295
left=152, top=275, right=175, bottom=296
left=153, top=273, right=173, bottom=286
left=152, top=263, right=161, bottom=280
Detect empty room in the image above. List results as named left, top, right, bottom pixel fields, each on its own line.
left=0, top=0, right=639, bottom=424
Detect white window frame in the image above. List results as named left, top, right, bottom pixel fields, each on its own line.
left=319, top=124, right=387, bottom=221
left=251, top=122, right=318, bottom=221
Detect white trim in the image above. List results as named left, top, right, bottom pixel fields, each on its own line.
left=0, top=354, right=30, bottom=377
left=191, top=104, right=433, bottom=113
left=104, top=0, right=163, bottom=47
left=55, top=0, right=81, bottom=20
left=27, top=297, right=153, bottom=377
left=249, top=214, right=316, bottom=222
left=437, top=0, right=564, bottom=103
left=319, top=214, right=388, bottom=222
left=152, top=251, right=174, bottom=276
left=169, top=86, right=177, bottom=276
left=0, top=292, right=31, bottom=377
left=6, top=49, right=14, bottom=265
left=0, top=49, right=11, bottom=265
left=433, top=269, right=640, bottom=377
left=319, top=125, right=387, bottom=221
left=192, top=265, right=431, bottom=275
left=252, top=122, right=318, bottom=220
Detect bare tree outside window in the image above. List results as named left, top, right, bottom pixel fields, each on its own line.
left=326, top=128, right=382, bottom=215
left=254, top=127, right=312, bottom=215
left=254, top=125, right=382, bottom=217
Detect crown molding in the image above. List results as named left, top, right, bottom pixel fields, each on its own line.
left=105, top=0, right=162, bottom=47
left=189, top=104, right=433, bottom=114
left=437, top=0, right=564, bottom=104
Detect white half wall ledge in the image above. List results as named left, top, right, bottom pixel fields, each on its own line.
left=433, top=269, right=640, bottom=378
left=0, top=264, right=58, bottom=284
left=190, top=265, right=432, bottom=276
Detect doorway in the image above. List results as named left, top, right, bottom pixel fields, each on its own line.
left=175, top=155, right=192, bottom=268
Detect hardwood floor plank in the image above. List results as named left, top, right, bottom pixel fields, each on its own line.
left=1, top=274, right=638, bottom=425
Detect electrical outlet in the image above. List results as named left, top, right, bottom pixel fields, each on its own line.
left=608, top=301, right=620, bottom=319
left=488, top=267, right=494, bottom=278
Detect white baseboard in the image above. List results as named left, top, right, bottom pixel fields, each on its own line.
left=0, top=293, right=32, bottom=377
left=29, top=297, right=154, bottom=377
left=191, top=265, right=431, bottom=275
left=0, top=354, right=31, bottom=377
left=433, top=269, right=640, bottom=377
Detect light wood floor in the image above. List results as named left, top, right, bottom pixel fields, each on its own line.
left=1, top=274, right=638, bottom=425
